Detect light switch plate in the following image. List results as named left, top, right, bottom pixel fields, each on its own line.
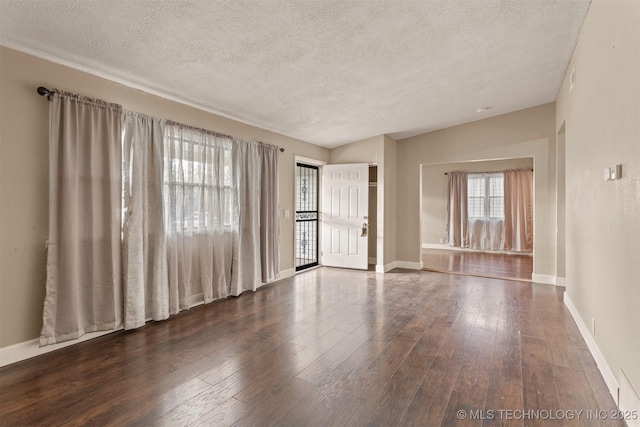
left=612, top=164, right=622, bottom=180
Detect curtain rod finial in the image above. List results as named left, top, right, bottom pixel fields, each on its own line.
left=37, top=86, right=53, bottom=99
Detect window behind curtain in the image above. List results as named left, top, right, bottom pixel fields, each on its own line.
left=164, top=129, right=234, bottom=233
left=467, top=173, right=504, bottom=220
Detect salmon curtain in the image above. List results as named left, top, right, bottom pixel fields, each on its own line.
left=503, top=169, right=534, bottom=252
left=444, top=169, right=533, bottom=253
left=444, top=171, right=468, bottom=247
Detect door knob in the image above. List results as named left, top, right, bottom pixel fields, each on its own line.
left=361, top=223, right=368, bottom=237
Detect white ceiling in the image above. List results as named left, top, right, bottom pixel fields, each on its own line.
left=0, top=0, right=590, bottom=148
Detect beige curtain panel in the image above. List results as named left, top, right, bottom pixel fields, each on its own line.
left=444, top=171, right=468, bottom=247
left=232, top=140, right=280, bottom=295
left=122, top=112, right=168, bottom=329
left=259, top=144, right=280, bottom=283
left=40, top=92, right=123, bottom=345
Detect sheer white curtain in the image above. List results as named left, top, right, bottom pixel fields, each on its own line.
left=122, top=120, right=280, bottom=327
left=164, top=123, right=236, bottom=310
left=122, top=112, right=168, bottom=329
left=41, top=91, right=123, bottom=345
left=468, top=219, right=504, bottom=251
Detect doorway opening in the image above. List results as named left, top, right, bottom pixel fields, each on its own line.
left=420, top=158, right=534, bottom=281
left=295, top=163, right=319, bottom=271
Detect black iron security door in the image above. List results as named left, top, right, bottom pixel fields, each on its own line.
left=295, top=163, right=319, bottom=271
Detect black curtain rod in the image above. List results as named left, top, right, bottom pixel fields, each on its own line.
left=37, top=86, right=285, bottom=153
left=444, top=169, right=533, bottom=175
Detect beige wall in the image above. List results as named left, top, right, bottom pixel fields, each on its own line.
left=421, top=158, right=534, bottom=245
left=555, top=0, right=639, bottom=394
left=0, top=46, right=329, bottom=348
left=396, top=103, right=557, bottom=276
left=383, top=135, right=397, bottom=265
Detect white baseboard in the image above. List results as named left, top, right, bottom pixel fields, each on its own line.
left=279, top=268, right=296, bottom=279
left=1, top=269, right=299, bottom=368
left=423, top=243, right=448, bottom=249
left=395, top=261, right=423, bottom=270
left=531, top=273, right=556, bottom=285
left=0, top=329, right=120, bottom=368
left=556, top=277, right=566, bottom=287
left=376, top=262, right=395, bottom=273
left=619, top=369, right=640, bottom=427
left=564, top=293, right=619, bottom=404
left=375, top=261, right=422, bottom=273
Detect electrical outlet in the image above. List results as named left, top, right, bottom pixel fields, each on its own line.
left=592, top=317, right=596, bottom=335
left=439, top=238, right=444, bottom=244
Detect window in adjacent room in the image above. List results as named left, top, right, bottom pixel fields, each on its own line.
left=467, top=173, right=504, bottom=220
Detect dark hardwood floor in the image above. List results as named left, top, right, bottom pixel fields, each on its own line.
left=422, top=248, right=534, bottom=282
left=0, top=268, right=622, bottom=426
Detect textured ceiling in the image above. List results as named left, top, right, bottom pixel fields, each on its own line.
left=0, top=0, right=590, bottom=148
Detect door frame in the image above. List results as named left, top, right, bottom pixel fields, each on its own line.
left=293, top=156, right=326, bottom=274
left=294, top=162, right=320, bottom=271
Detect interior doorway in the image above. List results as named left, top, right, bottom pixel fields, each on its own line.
left=420, top=158, right=535, bottom=280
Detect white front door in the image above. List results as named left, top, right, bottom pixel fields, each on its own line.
left=321, top=163, right=369, bottom=270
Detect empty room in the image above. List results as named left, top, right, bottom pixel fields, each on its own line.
left=0, top=1, right=638, bottom=426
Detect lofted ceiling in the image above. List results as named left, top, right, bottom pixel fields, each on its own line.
left=0, top=0, right=590, bottom=148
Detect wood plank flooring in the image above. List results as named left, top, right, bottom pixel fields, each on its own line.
left=0, top=268, right=622, bottom=426
left=422, top=248, right=534, bottom=282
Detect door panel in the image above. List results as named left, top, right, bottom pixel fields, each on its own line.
left=322, top=163, right=369, bottom=270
